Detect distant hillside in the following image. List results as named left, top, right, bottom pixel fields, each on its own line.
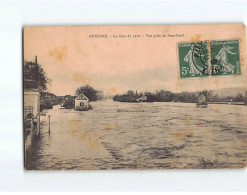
left=209, top=87, right=247, bottom=98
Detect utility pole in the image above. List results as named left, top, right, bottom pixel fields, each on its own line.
left=48, top=115, right=50, bottom=134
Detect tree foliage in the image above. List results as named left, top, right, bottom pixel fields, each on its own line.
left=113, top=89, right=246, bottom=103
left=75, top=85, right=97, bottom=101
left=24, top=61, right=50, bottom=91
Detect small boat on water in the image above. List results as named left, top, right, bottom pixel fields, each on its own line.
left=196, top=94, right=208, bottom=108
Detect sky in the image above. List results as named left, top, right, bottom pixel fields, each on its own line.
left=24, top=24, right=246, bottom=96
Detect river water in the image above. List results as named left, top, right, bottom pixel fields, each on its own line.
left=26, top=100, right=247, bottom=170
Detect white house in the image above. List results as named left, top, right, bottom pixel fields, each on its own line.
left=24, top=89, right=41, bottom=154
left=75, top=93, right=89, bottom=110
left=136, top=95, right=148, bottom=102
left=196, top=94, right=207, bottom=108
left=198, top=94, right=206, bottom=104
left=24, top=89, right=40, bottom=118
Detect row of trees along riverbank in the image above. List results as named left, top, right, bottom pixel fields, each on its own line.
left=113, top=90, right=246, bottom=103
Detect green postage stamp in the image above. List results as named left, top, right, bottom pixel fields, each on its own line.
left=178, top=41, right=209, bottom=79
left=210, top=40, right=241, bottom=76
left=178, top=39, right=241, bottom=79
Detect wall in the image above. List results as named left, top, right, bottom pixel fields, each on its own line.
left=75, top=99, right=89, bottom=109
left=24, top=91, right=40, bottom=116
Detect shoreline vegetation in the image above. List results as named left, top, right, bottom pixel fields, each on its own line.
left=24, top=59, right=247, bottom=107
left=113, top=89, right=247, bottom=104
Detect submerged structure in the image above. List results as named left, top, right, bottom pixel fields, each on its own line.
left=74, top=93, right=90, bottom=111
left=196, top=94, right=207, bottom=108
left=136, top=95, right=148, bottom=102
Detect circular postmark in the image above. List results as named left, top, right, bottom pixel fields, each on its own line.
left=210, top=45, right=225, bottom=76
left=191, top=41, right=209, bottom=75
left=210, top=58, right=224, bottom=75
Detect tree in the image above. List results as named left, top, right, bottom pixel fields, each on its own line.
left=24, top=61, right=50, bottom=91
left=234, top=93, right=244, bottom=102
left=127, top=90, right=135, bottom=97
left=201, top=90, right=212, bottom=101
left=75, top=85, right=97, bottom=101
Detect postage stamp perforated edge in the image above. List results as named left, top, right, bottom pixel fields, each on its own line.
left=177, top=41, right=209, bottom=80
left=177, top=38, right=242, bottom=80
left=210, top=39, right=241, bottom=77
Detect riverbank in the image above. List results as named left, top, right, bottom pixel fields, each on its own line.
left=208, top=102, right=245, bottom=105
left=114, top=100, right=247, bottom=106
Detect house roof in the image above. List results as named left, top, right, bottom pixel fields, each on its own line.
left=75, top=93, right=89, bottom=100
left=196, top=94, right=206, bottom=98
left=137, top=95, right=147, bottom=100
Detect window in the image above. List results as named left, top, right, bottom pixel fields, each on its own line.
left=24, top=106, right=33, bottom=119
left=80, top=102, right=84, bottom=107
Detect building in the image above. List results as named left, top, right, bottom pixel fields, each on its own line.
left=24, top=56, right=41, bottom=137
left=24, top=89, right=40, bottom=118
left=24, top=88, right=40, bottom=138
left=136, top=95, right=148, bottom=102
left=40, top=92, right=58, bottom=110
left=198, top=94, right=206, bottom=104
left=62, top=95, right=76, bottom=109
left=24, top=56, right=41, bottom=164
left=75, top=93, right=89, bottom=110
left=196, top=94, right=207, bottom=108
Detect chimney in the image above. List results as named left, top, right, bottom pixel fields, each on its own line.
left=35, top=56, right=37, bottom=65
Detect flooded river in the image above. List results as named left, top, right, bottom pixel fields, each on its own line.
left=26, top=100, right=247, bottom=170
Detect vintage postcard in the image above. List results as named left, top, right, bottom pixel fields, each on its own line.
left=23, top=24, right=247, bottom=170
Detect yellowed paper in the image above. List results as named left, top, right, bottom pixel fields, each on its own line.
left=23, top=24, right=247, bottom=169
